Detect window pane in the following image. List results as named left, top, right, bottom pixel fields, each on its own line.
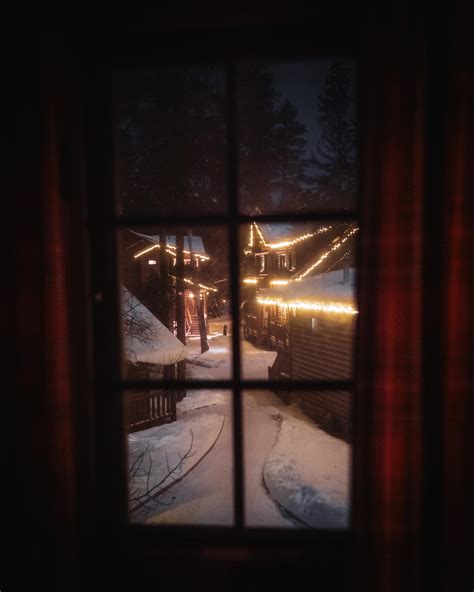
left=118, top=226, right=232, bottom=381
left=240, top=221, right=358, bottom=380
left=243, top=390, right=351, bottom=528
left=237, top=59, right=357, bottom=214
left=114, top=65, right=227, bottom=216
left=127, top=389, right=233, bottom=525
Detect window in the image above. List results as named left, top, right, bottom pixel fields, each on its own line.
left=88, top=41, right=357, bottom=550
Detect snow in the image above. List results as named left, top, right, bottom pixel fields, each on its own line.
left=128, top=313, right=350, bottom=528
left=263, top=414, right=350, bottom=528
left=122, top=287, right=189, bottom=365
left=129, top=413, right=225, bottom=521
left=261, top=267, right=356, bottom=304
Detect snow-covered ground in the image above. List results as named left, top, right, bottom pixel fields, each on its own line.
left=128, top=315, right=350, bottom=528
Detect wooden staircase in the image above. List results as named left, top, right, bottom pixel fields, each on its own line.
left=185, top=292, right=201, bottom=336
left=187, top=315, right=201, bottom=336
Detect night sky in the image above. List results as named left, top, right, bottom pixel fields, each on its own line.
left=271, top=59, right=332, bottom=156
left=271, top=58, right=356, bottom=158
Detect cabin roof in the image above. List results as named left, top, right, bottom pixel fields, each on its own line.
left=256, top=222, right=313, bottom=243
left=122, top=287, right=189, bottom=366
left=130, top=230, right=207, bottom=256
left=260, top=267, right=356, bottom=304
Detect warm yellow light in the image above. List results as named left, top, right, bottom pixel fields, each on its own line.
left=134, top=244, right=159, bottom=258
left=249, top=224, right=254, bottom=247
left=255, top=224, right=266, bottom=245
left=270, top=280, right=289, bottom=286
left=294, top=227, right=359, bottom=280
left=173, top=276, right=218, bottom=292
left=252, top=224, right=332, bottom=250
left=134, top=243, right=210, bottom=261
left=243, top=278, right=258, bottom=284
left=257, top=297, right=357, bottom=316
left=197, top=282, right=217, bottom=292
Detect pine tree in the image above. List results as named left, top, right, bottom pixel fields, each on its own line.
left=272, top=99, right=310, bottom=210
left=117, top=67, right=226, bottom=216
left=306, top=61, right=356, bottom=210
left=238, top=65, right=280, bottom=213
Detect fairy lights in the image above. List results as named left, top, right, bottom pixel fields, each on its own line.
left=182, top=278, right=218, bottom=292
left=251, top=223, right=332, bottom=250
left=270, top=279, right=289, bottom=286
left=294, top=227, right=359, bottom=281
left=257, top=296, right=357, bottom=316
left=243, top=278, right=258, bottom=285
left=255, top=223, right=266, bottom=245
left=134, top=243, right=210, bottom=261
left=169, top=275, right=218, bottom=292
left=134, top=244, right=159, bottom=258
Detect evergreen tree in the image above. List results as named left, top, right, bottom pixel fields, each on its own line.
left=306, top=61, right=356, bottom=210
left=238, top=65, right=280, bottom=213
left=272, top=99, right=309, bottom=209
left=117, top=67, right=226, bottom=216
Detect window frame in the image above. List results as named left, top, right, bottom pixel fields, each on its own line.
left=84, top=29, right=361, bottom=565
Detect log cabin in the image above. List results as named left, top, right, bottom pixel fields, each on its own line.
left=122, top=286, right=189, bottom=431
left=242, top=222, right=358, bottom=438
left=121, top=228, right=217, bottom=336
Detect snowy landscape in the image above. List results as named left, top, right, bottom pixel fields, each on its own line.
left=128, top=316, right=350, bottom=528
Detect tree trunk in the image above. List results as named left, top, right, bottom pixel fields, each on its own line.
left=176, top=232, right=186, bottom=400
left=159, top=229, right=173, bottom=381
left=197, top=288, right=209, bottom=354
left=188, top=229, right=209, bottom=354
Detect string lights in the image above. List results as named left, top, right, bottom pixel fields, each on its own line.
left=243, top=278, right=258, bottom=285
left=249, top=223, right=332, bottom=250
left=134, top=242, right=210, bottom=261
left=270, top=279, right=289, bottom=286
left=257, top=296, right=357, bottom=316
left=293, top=227, right=359, bottom=281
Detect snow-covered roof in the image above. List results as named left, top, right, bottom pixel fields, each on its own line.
left=257, top=222, right=311, bottom=243
left=260, top=268, right=356, bottom=304
left=130, top=230, right=207, bottom=257
left=122, top=287, right=189, bottom=365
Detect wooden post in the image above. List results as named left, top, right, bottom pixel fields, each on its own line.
left=188, top=229, right=209, bottom=353
left=159, top=229, right=173, bottom=381
left=176, top=231, right=186, bottom=400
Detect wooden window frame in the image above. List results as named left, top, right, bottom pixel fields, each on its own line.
left=83, top=27, right=361, bottom=587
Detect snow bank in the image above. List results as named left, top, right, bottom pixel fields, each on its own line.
left=261, top=267, right=356, bottom=304
left=263, top=415, right=350, bottom=528
left=122, top=287, right=189, bottom=366
left=177, top=389, right=228, bottom=413
left=128, top=412, right=225, bottom=519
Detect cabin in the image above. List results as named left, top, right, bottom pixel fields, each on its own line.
left=242, top=222, right=358, bottom=438
left=121, top=229, right=217, bottom=336
left=263, top=269, right=356, bottom=439
left=122, top=287, right=189, bottom=432
left=242, top=221, right=357, bottom=345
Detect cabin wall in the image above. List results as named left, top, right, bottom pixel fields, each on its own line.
left=289, top=311, right=355, bottom=440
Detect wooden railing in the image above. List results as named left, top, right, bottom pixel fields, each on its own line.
left=126, top=389, right=177, bottom=433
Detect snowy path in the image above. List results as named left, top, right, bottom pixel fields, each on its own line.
left=136, top=316, right=349, bottom=528
left=146, top=322, right=298, bottom=526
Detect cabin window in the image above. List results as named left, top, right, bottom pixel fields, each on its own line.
left=256, top=253, right=266, bottom=273
left=91, top=51, right=357, bottom=544
left=277, top=253, right=288, bottom=269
